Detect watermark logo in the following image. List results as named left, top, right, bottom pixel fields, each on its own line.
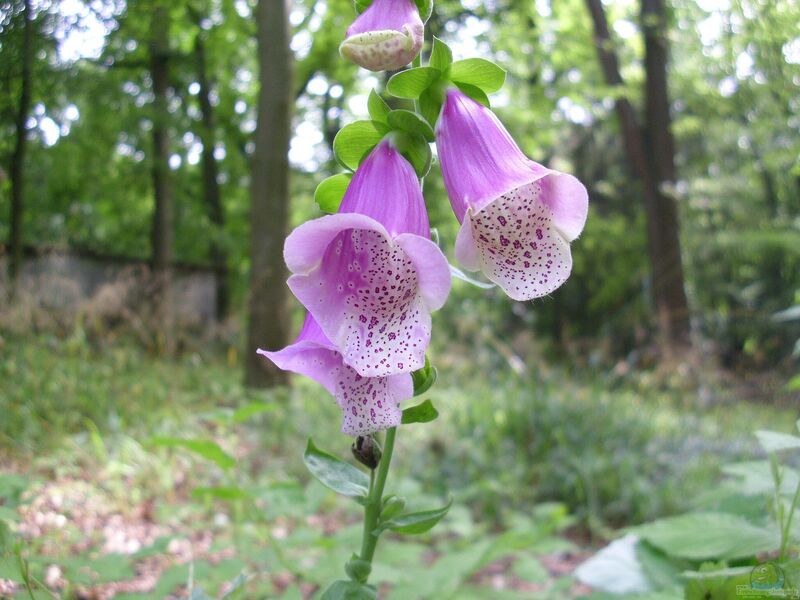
left=751, top=562, right=785, bottom=591
left=738, top=562, right=798, bottom=598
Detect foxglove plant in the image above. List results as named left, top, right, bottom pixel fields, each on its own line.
left=257, top=5, right=588, bottom=596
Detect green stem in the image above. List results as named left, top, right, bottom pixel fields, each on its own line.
left=412, top=54, right=422, bottom=112
left=353, top=47, right=420, bottom=586
left=780, top=473, right=800, bottom=560
left=359, top=426, right=397, bottom=566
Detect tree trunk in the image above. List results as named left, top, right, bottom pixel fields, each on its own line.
left=8, top=0, right=33, bottom=294
left=585, top=0, right=690, bottom=351
left=641, top=0, right=690, bottom=347
left=148, top=2, right=174, bottom=349
left=245, top=0, right=292, bottom=387
left=194, top=30, right=229, bottom=320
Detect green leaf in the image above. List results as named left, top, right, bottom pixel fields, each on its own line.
left=454, top=81, right=490, bottom=108
left=315, top=173, right=353, bottom=214
left=367, top=89, right=391, bottom=124
left=303, top=438, right=370, bottom=501
left=378, top=497, right=452, bottom=534
left=418, top=87, right=443, bottom=128
left=191, top=486, right=250, bottom=501
left=320, top=579, right=377, bottom=600
left=722, top=460, right=799, bottom=495
left=231, top=401, right=277, bottom=423
left=410, top=355, right=437, bottom=396
left=512, top=555, right=549, bottom=583
left=333, top=120, right=387, bottom=171
left=392, top=131, right=432, bottom=178
left=387, top=67, right=440, bottom=99
left=387, top=109, right=435, bottom=142
left=628, top=512, right=780, bottom=560
left=450, top=58, right=506, bottom=94
left=415, top=0, right=433, bottom=21
left=149, top=437, right=236, bottom=470
left=402, top=399, right=439, bottom=425
left=429, top=37, right=453, bottom=73
left=756, top=430, right=800, bottom=453
left=574, top=535, right=652, bottom=594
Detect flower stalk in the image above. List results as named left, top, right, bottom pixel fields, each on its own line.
left=359, top=426, right=397, bottom=567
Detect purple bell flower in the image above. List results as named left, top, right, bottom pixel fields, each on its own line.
left=284, top=139, right=450, bottom=378
left=340, top=0, right=424, bottom=72
left=436, top=89, right=589, bottom=301
left=259, top=314, right=412, bottom=436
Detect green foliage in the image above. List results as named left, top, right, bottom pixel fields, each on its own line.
left=386, top=67, right=441, bottom=99
left=321, top=579, right=377, bottom=599
left=304, top=438, right=370, bottom=501
left=149, top=437, right=237, bottom=470
left=333, top=120, right=389, bottom=170
left=449, top=58, right=507, bottom=93
left=315, top=173, right=353, bottom=213
left=429, top=37, right=453, bottom=73
left=401, top=399, right=438, bottom=425
left=410, top=356, right=437, bottom=397
left=376, top=497, right=452, bottom=534
left=579, top=425, right=800, bottom=597
left=629, top=512, right=780, bottom=560
left=386, top=109, right=435, bottom=142
left=366, top=89, right=391, bottom=123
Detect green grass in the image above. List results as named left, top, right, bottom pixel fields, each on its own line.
left=0, top=332, right=796, bottom=598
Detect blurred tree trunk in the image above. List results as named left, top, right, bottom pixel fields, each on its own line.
left=194, top=30, right=229, bottom=320
left=244, top=0, right=292, bottom=387
left=641, top=0, right=690, bottom=348
left=585, top=0, right=690, bottom=352
left=148, top=2, right=174, bottom=350
left=8, top=0, right=33, bottom=295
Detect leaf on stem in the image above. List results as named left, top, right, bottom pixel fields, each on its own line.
left=303, top=438, right=370, bottom=501
left=320, top=579, right=377, bottom=600
left=376, top=497, right=453, bottom=535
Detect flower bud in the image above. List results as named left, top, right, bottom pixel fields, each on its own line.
left=345, top=553, right=372, bottom=583
left=380, top=495, right=406, bottom=520
left=351, top=435, right=383, bottom=470
left=340, top=0, right=424, bottom=72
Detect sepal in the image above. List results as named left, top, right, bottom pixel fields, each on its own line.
left=315, top=173, right=353, bottom=213
left=410, top=356, right=437, bottom=396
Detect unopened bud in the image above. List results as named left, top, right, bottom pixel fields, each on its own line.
left=340, top=0, right=424, bottom=72
left=351, top=435, right=382, bottom=470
